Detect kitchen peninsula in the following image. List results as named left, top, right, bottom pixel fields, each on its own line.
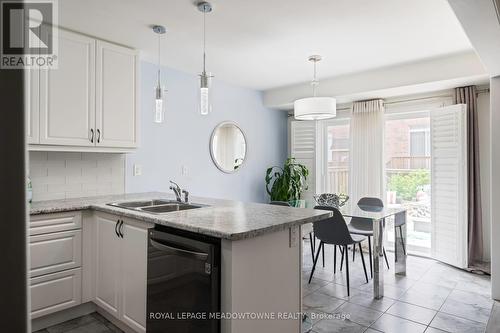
left=29, top=192, right=331, bottom=333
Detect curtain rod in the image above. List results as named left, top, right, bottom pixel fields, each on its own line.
left=287, top=88, right=490, bottom=116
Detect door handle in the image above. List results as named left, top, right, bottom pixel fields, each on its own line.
left=150, top=238, right=208, bottom=261
left=90, top=129, right=94, bottom=143
left=118, top=220, right=124, bottom=238
left=115, top=219, right=120, bottom=237
left=97, top=129, right=101, bottom=143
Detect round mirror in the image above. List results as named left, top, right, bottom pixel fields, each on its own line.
left=210, top=122, right=247, bottom=173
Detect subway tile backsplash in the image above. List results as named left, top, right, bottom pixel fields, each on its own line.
left=29, top=152, right=125, bottom=201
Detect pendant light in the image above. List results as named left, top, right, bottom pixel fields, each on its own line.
left=294, top=55, right=336, bottom=120
left=153, top=25, right=166, bottom=123
left=197, top=1, right=213, bottom=115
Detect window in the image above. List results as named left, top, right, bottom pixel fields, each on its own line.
left=409, top=128, right=430, bottom=157
left=325, top=120, right=350, bottom=194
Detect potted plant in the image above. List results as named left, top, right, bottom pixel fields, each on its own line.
left=265, top=158, right=309, bottom=207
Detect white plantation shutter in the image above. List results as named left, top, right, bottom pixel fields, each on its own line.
left=290, top=121, right=324, bottom=204
left=430, top=104, right=468, bottom=268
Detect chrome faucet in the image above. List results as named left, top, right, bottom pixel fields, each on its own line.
left=169, top=181, right=182, bottom=202
left=169, top=181, right=189, bottom=203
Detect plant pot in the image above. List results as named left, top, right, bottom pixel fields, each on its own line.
left=288, top=199, right=306, bottom=208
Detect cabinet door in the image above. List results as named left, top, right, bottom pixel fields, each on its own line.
left=29, top=230, right=82, bottom=277
left=120, top=219, right=148, bottom=333
left=30, top=268, right=82, bottom=319
left=39, top=29, right=95, bottom=146
left=96, top=41, right=138, bottom=148
left=26, top=68, right=39, bottom=144
left=94, top=214, right=121, bottom=318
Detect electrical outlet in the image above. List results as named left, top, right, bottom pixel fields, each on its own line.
left=133, top=164, right=142, bottom=176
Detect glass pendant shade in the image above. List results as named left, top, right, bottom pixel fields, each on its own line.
left=294, top=97, right=336, bottom=120
left=154, top=84, right=165, bottom=123
left=199, top=73, right=212, bottom=115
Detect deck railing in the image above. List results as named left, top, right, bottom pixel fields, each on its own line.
left=385, top=156, right=430, bottom=170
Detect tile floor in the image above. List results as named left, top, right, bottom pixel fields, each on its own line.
left=34, top=241, right=497, bottom=333
left=302, top=241, right=495, bottom=333
left=34, top=312, right=122, bottom=333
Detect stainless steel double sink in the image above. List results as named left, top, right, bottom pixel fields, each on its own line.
left=107, top=199, right=204, bottom=214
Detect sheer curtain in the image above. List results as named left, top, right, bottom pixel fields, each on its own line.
left=349, top=99, right=385, bottom=204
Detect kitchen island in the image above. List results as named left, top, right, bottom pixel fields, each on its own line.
left=30, top=192, right=331, bottom=333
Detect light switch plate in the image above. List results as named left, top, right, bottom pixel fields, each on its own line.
left=133, top=164, right=142, bottom=176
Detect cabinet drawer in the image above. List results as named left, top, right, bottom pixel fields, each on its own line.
left=30, top=230, right=82, bottom=277
left=30, top=211, right=82, bottom=235
left=30, top=268, right=82, bottom=319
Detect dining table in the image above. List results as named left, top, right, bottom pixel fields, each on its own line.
left=301, top=199, right=408, bottom=299
left=337, top=202, right=408, bottom=299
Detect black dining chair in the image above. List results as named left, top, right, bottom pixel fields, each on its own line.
left=270, top=201, right=316, bottom=263
left=308, top=206, right=368, bottom=296
left=347, top=197, right=390, bottom=278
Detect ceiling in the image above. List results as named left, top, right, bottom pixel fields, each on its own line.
left=59, top=0, right=473, bottom=91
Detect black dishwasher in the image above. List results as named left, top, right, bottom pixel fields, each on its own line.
left=147, top=225, right=220, bottom=333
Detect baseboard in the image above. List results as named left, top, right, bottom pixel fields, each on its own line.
left=31, top=302, right=96, bottom=332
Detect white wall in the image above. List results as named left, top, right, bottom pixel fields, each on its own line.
left=491, top=76, right=500, bottom=300
left=125, top=62, right=288, bottom=203
left=29, top=152, right=125, bottom=201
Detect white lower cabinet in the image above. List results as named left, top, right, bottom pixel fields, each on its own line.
left=30, top=230, right=82, bottom=277
left=30, top=268, right=82, bottom=319
left=94, top=212, right=151, bottom=333
left=29, top=212, right=83, bottom=319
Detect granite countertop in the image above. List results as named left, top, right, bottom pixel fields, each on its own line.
left=30, top=192, right=331, bottom=240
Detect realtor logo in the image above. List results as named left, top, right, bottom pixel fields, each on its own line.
left=1, top=0, right=58, bottom=69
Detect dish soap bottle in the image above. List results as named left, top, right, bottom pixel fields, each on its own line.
left=27, top=175, right=32, bottom=204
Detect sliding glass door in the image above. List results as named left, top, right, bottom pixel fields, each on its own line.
left=385, top=112, right=431, bottom=256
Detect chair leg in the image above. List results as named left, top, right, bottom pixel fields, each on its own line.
left=344, top=245, right=350, bottom=297
left=399, top=226, right=406, bottom=255
left=383, top=247, right=390, bottom=269
left=322, top=242, right=325, bottom=268
left=309, top=233, right=315, bottom=263
left=352, top=244, right=356, bottom=262
left=334, top=245, right=337, bottom=274
left=368, top=236, right=373, bottom=278
left=308, top=241, right=323, bottom=284
left=340, top=246, right=344, bottom=271
left=359, top=243, right=368, bottom=283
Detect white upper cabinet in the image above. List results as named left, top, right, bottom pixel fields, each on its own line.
left=28, top=28, right=139, bottom=151
left=39, top=30, right=96, bottom=146
left=96, top=41, right=139, bottom=148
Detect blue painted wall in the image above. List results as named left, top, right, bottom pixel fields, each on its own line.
left=125, top=62, right=288, bottom=203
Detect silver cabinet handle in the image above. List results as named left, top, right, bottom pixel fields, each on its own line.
left=118, top=220, right=124, bottom=238
left=115, top=220, right=120, bottom=237
left=97, top=129, right=101, bottom=143
left=90, top=129, right=94, bottom=143
left=150, top=238, right=208, bottom=261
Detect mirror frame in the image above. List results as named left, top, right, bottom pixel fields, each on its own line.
left=209, top=121, right=248, bottom=174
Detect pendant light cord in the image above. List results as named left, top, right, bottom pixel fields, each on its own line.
left=203, top=8, right=207, bottom=74
left=157, top=33, right=161, bottom=87
left=311, top=59, right=318, bottom=97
